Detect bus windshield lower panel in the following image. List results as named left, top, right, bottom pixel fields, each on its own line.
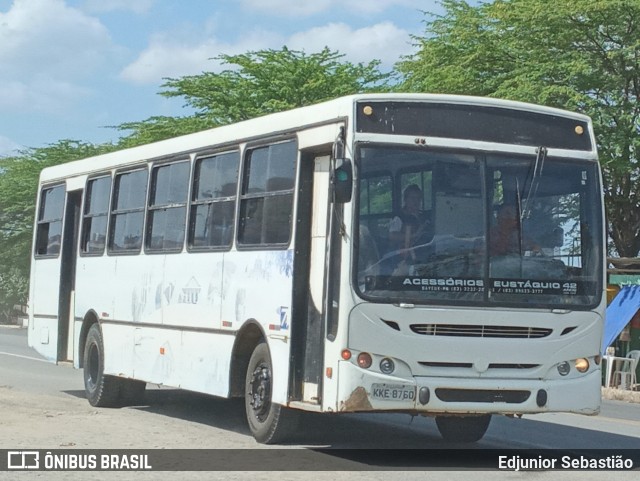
left=355, top=145, right=602, bottom=309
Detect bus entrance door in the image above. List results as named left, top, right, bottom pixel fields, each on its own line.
left=58, top=189, right=81, bottom=362
left=291, top=153, right=330, bottom=405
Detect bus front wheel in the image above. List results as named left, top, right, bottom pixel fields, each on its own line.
left=83, top=324, right=121, bottom=407
left=435, top=414, right=491, bottom=443
left=244, top=342, right=297, bottom=444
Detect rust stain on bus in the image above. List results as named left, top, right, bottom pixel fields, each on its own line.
left=340, top=386, right=373, bottom=411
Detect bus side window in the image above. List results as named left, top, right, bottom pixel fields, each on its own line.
left=35, top=184, right=65, bottom=257
left=146, top=160, right=190, bottom=252
left=81, top=175, right=111, bottom=255
left=238, top=140, right=296, bottom=247
left=109, top=168, right=148, bottom=254
left=189, top=151, right=239, bottom=250
left=359, top=174, right=393, bottom=255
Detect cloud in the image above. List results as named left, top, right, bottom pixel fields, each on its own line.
left=0, top=0, right=119, bottom=111
left=120, top=30, right=284, bottom=85
left=0, top=77, right=92, bottom=110
left=119, top=20, right=413, bottom=85
left=0, top=0, right=115, bottom=77
left=0, top=135, right=22, bottom=157
left=341, top=0, right=427, bottom=14
left=239, top=0, right=333, bottom=17
left=81, top=0, right=154, bottom=14
left=288, top=22, right=414, bottom=67
left=239, top=0, right=426, bottom=16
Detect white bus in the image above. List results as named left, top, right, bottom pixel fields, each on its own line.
left=28, top=94, right=605, bottom=443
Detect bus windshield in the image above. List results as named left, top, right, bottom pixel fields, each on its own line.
left=355, top=145, right=602, bottom=309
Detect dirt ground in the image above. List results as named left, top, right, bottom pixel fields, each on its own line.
left=1, top=379, right=639, bottom=480
left=601, top=387, right=640, bottom=403
left=1, top=382, right=637, bottom=449
left=0, top=386, right=237, bottom=449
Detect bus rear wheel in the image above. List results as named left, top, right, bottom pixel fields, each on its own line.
left=435, top=414, right=491, bottom=443
left=83, top=324, right=121, bottom=407
left=244, top=342, right=297, bottom=444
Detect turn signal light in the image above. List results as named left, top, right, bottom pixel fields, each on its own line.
left=341, top=349, right=352, bottom=360
left=357, top=352, right=372, bottom=369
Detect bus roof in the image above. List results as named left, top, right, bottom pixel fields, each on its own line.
left=38, top=93, right=592, bottom=183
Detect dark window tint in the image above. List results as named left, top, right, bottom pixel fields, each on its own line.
left=360, top=175, right=393, bottom=215
left=356, top=101, right=592, bottom=151
left=81, top=176, right=111, bottom=254
left=147, top=161, right=190, bottom=252
left=189, top=151, right=239, bottom=249
left=243, top=142, right=296, bottom=194
left=109, top=169, right=148, bottom=253
left=238, top=141, right=296, bottom=246
left=400, top=170, right=432, bottom=211
left=359, top=174, right=394, bottom=258
left=35, top=185, right=65, bottom=257
left=114, top=170, right=147, bottom=210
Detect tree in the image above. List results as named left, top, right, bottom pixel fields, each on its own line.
left=116, top=115, right=213, bottom=149
left=398, top=0, right=640, bottom=257
left=118, top=47, right=392, bottom=145
left=0, top=141, right=116, bottom=320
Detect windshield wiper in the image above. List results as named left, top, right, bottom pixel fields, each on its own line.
left=520, top=146, right=547, bottom=221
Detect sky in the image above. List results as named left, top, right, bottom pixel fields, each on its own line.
left=0, top=0, right=448, bottom=157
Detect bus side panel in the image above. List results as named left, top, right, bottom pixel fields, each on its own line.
left=28, top=258, right=61, bottom=361
left=112, top=255, right=163, bottom=326
left=176, top=331, right=235, bottom=394
left=77, top=246, right=233, bottom=396
left=101, top=323, right=135, bottom=378
left=145, top=251, right=229, bottom=394
left=160, top=252, right=223, bottom=331
left=100, top=322, right=235, bottom=396
left=103, top=254, right=160, bottom=379
left=221, top=250, right=295, bottom=405
left=74, top=255, right=116, bottom=363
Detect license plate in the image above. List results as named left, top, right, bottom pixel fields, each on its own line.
left=371, top=383, right=415, bottom=401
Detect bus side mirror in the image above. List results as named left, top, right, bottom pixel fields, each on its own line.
left=333, top=158, right=352, bottom=203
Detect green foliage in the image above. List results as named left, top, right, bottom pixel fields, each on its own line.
left=118, top=46, right=392, bottom=144
left=115, top=115, right=215, bottom=148
left=398, top=0, right=640, bottom=256
left=0, top=141, right=116, bottom=320
left=162, top=46, right=391, bottom=122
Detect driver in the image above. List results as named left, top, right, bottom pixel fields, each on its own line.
left=388, top=184, right=433, bottom=257
left=489, top=204, right=539, bottom=256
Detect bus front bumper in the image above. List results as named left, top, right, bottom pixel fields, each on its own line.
left=335, top=360, right=601, bottom=415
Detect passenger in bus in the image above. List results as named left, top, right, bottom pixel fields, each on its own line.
left=489, top=204, right=539, bottom=256
left=388, top=184, right=433, bottom=257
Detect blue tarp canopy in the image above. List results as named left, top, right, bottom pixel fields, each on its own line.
left=603, top=285, right=640, bottom=353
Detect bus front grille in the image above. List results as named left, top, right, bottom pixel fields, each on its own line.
left=435, top=388, right=531, bottom=404
left=418, top=362, right=540, bottom=370
left=409, top=324, right=552, bottom=338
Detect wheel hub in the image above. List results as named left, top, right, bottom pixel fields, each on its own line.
left=249, top=363, right=271, bottom=420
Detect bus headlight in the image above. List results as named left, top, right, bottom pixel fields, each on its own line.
left=557, top=361, right=571, bottom=376
left=575, top=358, right=589, bottom=373
left=379, top=358, right=395, bottom=374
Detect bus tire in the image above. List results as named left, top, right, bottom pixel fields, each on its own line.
left=83, top=324, right=121, bottom=407
left=435, top=414, right=491, bottom=443
left=245, top=342, right=297, bottom=444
